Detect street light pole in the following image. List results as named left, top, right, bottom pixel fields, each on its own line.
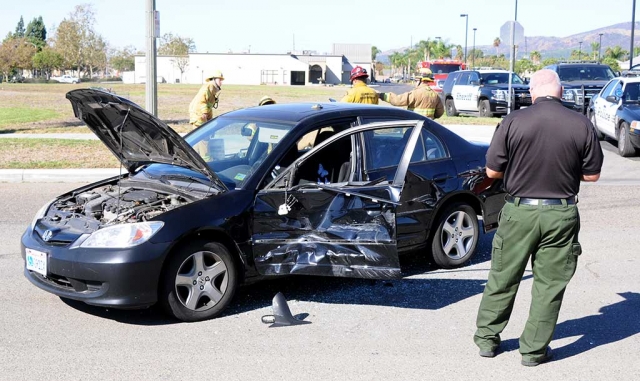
left=472, top=28, right=477, bottom=69
left=598, top=33, right=604, bottom=62
left=460, top=14, right=468, bottom=65
left=631, top=0, right=637, bottom=69
left=579, top=41, right=583, bottom=61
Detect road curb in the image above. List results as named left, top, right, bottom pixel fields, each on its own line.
left=0, top=168, right=122, bottom=183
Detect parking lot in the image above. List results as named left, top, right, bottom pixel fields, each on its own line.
left=0, top=136, right=638, bottom=380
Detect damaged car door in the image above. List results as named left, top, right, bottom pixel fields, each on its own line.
left=251, top=121, right=423, bottom=280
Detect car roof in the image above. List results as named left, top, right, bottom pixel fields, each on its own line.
left=216, top=102, right=426, bottom=124
left=618, top=76, right=640, bottom=83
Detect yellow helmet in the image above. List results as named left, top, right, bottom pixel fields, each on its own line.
left=258, top=96, right=276, bottom=106
left=418, top=68, right=434, bottom=82
left=205, top=70, right=225, bottom=81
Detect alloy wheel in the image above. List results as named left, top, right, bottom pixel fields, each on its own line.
left=440, top=211, right=476, bottom=260
left=174, top=251, right=229, bottom=311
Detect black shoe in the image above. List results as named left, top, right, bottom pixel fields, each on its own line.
left=521, top=347, right=553, bottom=367
left=479, top=347, right=499, bottom=358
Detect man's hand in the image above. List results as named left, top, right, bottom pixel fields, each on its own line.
left=581, top=173, right=600, bottom=182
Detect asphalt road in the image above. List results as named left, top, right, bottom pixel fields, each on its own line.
left=1, top=149, right=639, bottom=380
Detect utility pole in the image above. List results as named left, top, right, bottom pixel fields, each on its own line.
left=472, top=28, right=477, bottom=69
left=598, top=33, right=604, bottom=63
left=579, top=41, right=583, bottom=60
left=460, top=14, right=469, bottom=65
left=508, top=0, right=518, bottom=115
left=145, top=0, right=158, bottom=116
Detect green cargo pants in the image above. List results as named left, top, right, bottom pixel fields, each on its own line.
left=474, top=198, right=582, bottom=362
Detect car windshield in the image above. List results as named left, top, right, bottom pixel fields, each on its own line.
left=557, top=66, right=616, bottom=82
left=480, top=72, right=524, bottom=84
left=623, top=82, right=640, bottom=103
left=429, top=64, right=462, bottom=74
left=184, top=116, right=295, bottom=188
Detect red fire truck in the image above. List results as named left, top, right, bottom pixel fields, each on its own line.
left=417, top=59, right=467, bottom=93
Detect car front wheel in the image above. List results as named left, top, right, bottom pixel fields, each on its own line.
left=161, top=241, right=238, bottom=322
left=618, top=121, right=636, bottom=157
left=479, top=99, right=493, bottom=117
left=430, top=203, right=479, bottom=268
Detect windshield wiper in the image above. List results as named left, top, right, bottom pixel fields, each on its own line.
left=159, top=174, right=213, bottom=187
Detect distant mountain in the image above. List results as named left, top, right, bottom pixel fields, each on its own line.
left=375, top=22, right=640, bottom=62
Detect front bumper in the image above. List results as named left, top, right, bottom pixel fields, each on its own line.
left=491, top=99, right=532, bottom=114
left=21, top=229, right=171, bottom=309
left=630, top=128, right=640, bottom=149
left=561, top=100, right=588, bottom=114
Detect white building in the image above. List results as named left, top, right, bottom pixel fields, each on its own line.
left=125, top=43, right=372, bottom=86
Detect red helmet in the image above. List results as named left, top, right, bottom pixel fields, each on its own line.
left=350, top=66, right=369, bottom=82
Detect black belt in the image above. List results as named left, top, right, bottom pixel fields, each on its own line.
left=505, top=195, right=577, bottom=205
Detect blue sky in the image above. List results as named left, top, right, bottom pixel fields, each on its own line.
left=1, top=0, right=637, bottom=53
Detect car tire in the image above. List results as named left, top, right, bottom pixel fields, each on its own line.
left=445, top=98, right=459, bottom=116
left=160, top=241, right=238, bottom=322
left=618, top=121, right=636, bottom=157
left=589, top=110, right=604, bottom=140
left=479, top=99, right=493, bottom=118
left=429, top=203, right=479, bottom=269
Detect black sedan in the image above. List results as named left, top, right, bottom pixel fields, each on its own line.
left=21, top=89, right=504, bottom=321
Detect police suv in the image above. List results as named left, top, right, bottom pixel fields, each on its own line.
left=441, top=69, right=531, bottom=117
left=588, top=75, right=640, bottom=157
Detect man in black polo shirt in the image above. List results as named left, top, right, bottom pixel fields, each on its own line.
left=473, top=69, right=603, bottom=366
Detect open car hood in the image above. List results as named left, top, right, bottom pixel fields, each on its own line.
left=66, top=89, right=227, bottom=192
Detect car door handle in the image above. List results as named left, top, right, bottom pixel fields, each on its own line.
left=431, top=173, right=450, bottom=183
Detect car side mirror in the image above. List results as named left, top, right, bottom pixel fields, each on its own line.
left=524, top=78, right=530, bottom=84
left=241, top=125, right=254, bottom=137
left=616, top=71, right=621, bottom=77
left=605, top=95, right=619, bottom=103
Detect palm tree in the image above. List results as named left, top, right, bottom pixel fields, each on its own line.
left=389, top=52, right=403, bottom=77
left=371, top=46, right=381, bottom=62
left=455, top=45, right=464, bottom=60
left=493, top=37, right=501, bottom=55
left=530, top=50, right=541, bottom=64
left=605, top=45, right=628, bottom=60
left=591, top=42, right=600, bottom=60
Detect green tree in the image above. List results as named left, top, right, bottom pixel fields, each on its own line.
left=602, top=57, right=621, bottom=73
left=541, top=57, right=558, bottom=66
left=591, top=42, right=600, bottom=60
left=371, top=46, right=381, bottom=61
left=109, top=45, right=136, bottom=72
left=493, top=37, right=501, bottom=55
left=0, top=37, right=37, bottom=81
left=529, top=51, right=541, bottom=64
left=455, top=45, right=463, bottom=60
left=33, top=47, right=64, bottom=79
left=515, top=59, right=540, bottom=76
left=604, top=45, right=628, bottom=60
left=634, top=46, right=640, bottom=58
left=14, top=16, right=25, bottom=38
left=159, top=33, right=195, bottom=82
left=26, top=16, right=47, bottom=50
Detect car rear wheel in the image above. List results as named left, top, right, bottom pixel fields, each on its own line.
left=430, top=203, right=479, bottom=268
left=479, top=100, right=493, bottom=117
left=589, top=110, right=604, bottom=140
left=618, top=122, right=636, bottom=157
left=161, top=241, right=238, bottom=322
left=445, top=98, right=459, bottom=116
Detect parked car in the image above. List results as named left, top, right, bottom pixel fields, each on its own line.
left=544, top=61, right=617, bottom=114
left=588, top=75, right=640, bottom=157
left=50, top=74, right=80, bottom=84
left=22, top=89, right=505, bottom=321
left=441, top=69, right=531, bottom=117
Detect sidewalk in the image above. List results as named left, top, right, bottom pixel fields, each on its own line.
left=0, top=124, right=497, bottom=183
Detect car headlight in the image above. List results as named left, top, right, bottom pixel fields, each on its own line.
left=631, top=121, right=639, bottom=131
left=491, top=90, right=508, bottom=101
left=30, top=199, right=56, bottom=231
left=562, top=89, right=575, bottom=102
left=78, top=221, right=164, bottom=248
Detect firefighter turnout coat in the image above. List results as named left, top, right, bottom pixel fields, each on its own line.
left=341, top=82, right=379, bottom=104
left=189, top=82, right=222, bottom=126
left=380, top=85, right=444, bottom=119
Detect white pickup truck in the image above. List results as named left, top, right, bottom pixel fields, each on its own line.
left=50, top=74, right=80, bottom=84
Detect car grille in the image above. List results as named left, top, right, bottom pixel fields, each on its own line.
left=515, top=91, right=532, bottom=105
left=32, top=272, right=102, bottom=293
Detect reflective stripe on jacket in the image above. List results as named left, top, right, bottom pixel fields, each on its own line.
left=341, top=82, right=379, bottom=104
left=189, top=83, right=221, bottom=126
left=382, top=85, right=444, bottom=119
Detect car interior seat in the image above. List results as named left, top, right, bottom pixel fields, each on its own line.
left=624, top=85, right=639, bottom=101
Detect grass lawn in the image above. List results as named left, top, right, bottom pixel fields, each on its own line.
left=0, top=139, right=118, bottom=169
left=0, top=83, right=499, bottom=134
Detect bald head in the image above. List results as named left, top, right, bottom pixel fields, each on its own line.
left=529, top=69, right=562, bottom=101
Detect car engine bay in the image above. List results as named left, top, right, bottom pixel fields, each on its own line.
left=44, top=182, right=191, bottom=232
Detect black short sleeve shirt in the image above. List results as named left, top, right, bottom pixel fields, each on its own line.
left=486, top=96, right=604, bottom=198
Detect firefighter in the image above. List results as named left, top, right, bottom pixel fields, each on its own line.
left=378, top=68, right=444, bottom=119
left=340, top=66, right=379, bottom=104
left=188, top=70, right=224, bottom=128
